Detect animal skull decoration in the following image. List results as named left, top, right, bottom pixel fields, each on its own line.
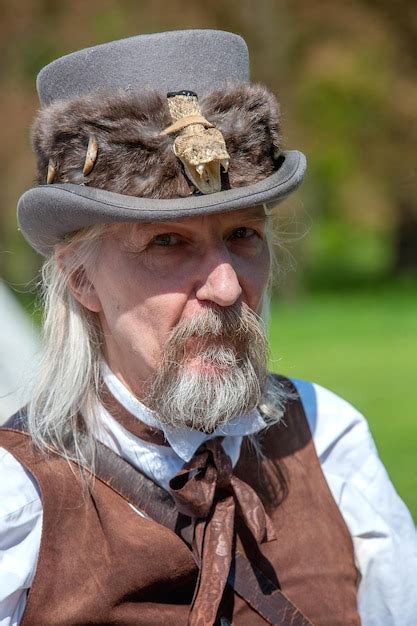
left=161, top=90, right=230, bottom=194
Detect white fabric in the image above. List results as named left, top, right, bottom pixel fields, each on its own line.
left=101, top=361, right=269, bottom=469
left=1, top=375, right=416, bottom=626
left=0, top=281, right=40, bottom=422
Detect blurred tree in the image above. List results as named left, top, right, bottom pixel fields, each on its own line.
left=285, top=0, right=417, bottom=284
left=362, top=0, right=417, bottom=274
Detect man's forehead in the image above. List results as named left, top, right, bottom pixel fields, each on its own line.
left=149, top=205, right=266, bottom=228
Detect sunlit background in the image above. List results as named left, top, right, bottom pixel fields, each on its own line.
left=1, top=0, right=416, bottom=518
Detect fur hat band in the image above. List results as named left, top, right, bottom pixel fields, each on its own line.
left=32, top=82, right=283, bottom=199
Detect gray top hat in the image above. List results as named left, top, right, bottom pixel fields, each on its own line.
left=18, top=29, right=306, bottom=256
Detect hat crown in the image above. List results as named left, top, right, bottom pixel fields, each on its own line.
left=37, top=29, right=250, bottom=107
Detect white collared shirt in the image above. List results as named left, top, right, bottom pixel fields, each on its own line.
left=1, top=373, right=416, bottom=625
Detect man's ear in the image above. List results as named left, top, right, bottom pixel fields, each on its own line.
left=55, top=244, right=102, bottom=313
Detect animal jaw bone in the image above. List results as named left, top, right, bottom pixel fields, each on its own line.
left=166, top=92, right=230, bottom=194
left=173, top=130, right=229, bottom=194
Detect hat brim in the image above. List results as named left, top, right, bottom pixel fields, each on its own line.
left=18, top=150, right=306, bottom=256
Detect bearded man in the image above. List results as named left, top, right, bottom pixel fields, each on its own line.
left=0, top=30, right=416, bottom=626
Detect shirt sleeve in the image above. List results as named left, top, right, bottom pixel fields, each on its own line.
left=0, top=447, right=42, bottom=626
left=292, top=378, right=417, bottom=626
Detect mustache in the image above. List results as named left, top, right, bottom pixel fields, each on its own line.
left=165, top=302, right=266, bottom=351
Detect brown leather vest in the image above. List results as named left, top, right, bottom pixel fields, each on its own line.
left=0, top=387, right=360, bottom=625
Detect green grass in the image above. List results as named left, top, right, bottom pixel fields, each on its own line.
left=268, top=283, right=417, bottom=521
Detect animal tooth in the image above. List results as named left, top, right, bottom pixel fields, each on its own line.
left=83, top=135, right=98, bottom=176
left=196, top=164, right=205, bottom=177
left=47, top=159, right=57, bottom=184
left=220, top=159, right=229, bottom=173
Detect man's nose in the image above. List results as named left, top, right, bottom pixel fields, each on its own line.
left=195, top=252, right=243, bottom=307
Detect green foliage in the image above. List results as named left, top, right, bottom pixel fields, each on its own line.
left=297, top=77, right=383, bottom=143
left=303, top=217, right=392, bottom=289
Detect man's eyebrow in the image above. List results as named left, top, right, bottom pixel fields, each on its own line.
left=238, top=206, right=268, bottom=222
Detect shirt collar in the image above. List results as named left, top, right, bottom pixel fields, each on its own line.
left=101, top=361, right=267, bottom=463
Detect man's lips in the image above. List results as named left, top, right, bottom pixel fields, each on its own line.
left=187, top=356, right=231, bottom=374
left=184, top=336, right=234, bottom=355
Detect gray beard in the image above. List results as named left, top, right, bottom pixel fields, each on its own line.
left=143, top=303, right=268, bottom=433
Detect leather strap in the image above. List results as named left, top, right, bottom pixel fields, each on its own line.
left=4, top=407, right=312, bottom=626
left=159, top=114, right=215, bottom=136
left=100, top=384, right=169, bottom=446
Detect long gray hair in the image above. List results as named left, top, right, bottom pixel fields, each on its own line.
left=27, top=225, right=109, bottom=468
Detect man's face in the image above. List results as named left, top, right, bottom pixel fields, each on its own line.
left=79, top=206, right=270, bottom=415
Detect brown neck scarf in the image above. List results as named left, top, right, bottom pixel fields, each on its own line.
left=171, top=438, right=276, bottom=625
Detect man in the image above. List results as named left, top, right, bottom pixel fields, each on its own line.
left=0, top=29, right=416, bottom=626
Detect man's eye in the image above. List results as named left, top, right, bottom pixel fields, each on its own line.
left=230, top=227, right=256, bottom=240
left=151, top=233, right=178, bottom=247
